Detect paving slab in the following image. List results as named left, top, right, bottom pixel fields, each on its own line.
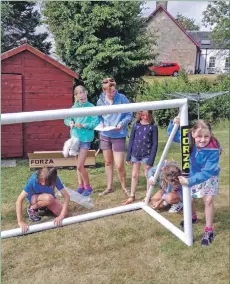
left=1, top=160, right=16, bottom=167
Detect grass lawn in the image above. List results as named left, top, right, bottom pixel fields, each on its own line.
left=1, top=121, right=229, bottom=284
left=143, top=74, right=219, bottom=84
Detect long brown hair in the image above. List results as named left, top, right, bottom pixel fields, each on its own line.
left=190, top=120, right=221, bottom=153
left=37, top=167, right=57, bottom=186
left=136, top=110, right=155, bottom=125
left=161, top=162, right=182, bottom=191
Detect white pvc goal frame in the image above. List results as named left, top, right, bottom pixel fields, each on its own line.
left=1, top=98, right=193, bottom=246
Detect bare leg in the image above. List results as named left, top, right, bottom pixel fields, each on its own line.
left=113, top=151, right=127, bottom=192
left=30, top=194, right=63, bottom=216
left=165, top=191, right=181, bottom=204
left=102, top=149, right=113, bottom=190
left=75, top=156, right=84, bottom=187
left=77, top=169, right=84, bottom=186
left=192, top=198, right=197, bottom=216
left=150, top=189, right=165, bottom=208
left=123, top=163, right=140, bottom=204
left=130, top=163, right=141, bottom=197
left=144, top=164, right=150, bottom=192
left=203, top=195, right=214, bottom=228
left=30, top=194, right=55, bottom=209
left=77, top=148, right=90, bottom=186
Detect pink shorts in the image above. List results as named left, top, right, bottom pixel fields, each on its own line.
left=47, top=199, right=63, bottom=216
left=100, top=135, right=126, bottom=152
left=31, top=194, right=63, bottom=216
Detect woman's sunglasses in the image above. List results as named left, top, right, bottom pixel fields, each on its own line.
left=102, top=78, right=115, bottom=84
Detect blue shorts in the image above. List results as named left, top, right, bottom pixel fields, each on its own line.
left=131, top=156, right=149, bottom=165
left=80, top=142, right=91, bottom=149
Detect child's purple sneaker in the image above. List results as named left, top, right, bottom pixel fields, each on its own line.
left=82, top=187, right=93, bottom=196
left=201, top=231, right=214, bottom=246
left=27, top=207, right=41, bottom=222
left=76, top=187, right=85, bottom=194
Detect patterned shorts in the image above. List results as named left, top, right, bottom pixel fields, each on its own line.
left=191, top=176, right=219, bottom=199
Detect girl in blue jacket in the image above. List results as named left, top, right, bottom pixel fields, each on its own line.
left=64, top=85, right=99, bottom=196
left=169, top=118, right=221, bottom=246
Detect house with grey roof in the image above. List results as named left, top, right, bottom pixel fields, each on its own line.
left=147, top=2, right=229, bottom=75
left=187, top=31, right=229, bottom=74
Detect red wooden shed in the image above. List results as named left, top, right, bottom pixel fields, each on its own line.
left=1, top=44, right=79, bottom=158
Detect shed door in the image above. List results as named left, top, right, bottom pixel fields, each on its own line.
left=1, top=74, right=23, bottom=157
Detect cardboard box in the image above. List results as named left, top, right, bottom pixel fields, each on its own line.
left=28, top=150, right=96, bottom=169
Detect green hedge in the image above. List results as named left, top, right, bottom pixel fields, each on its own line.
left=136, top=73, right=230, bottom=126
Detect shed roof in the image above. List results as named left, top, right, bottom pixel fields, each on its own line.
left=147, top=5, right=200, bottom=48
left=1, top=44, right=79, bottom=79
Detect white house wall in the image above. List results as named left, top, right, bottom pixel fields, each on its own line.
left=199, top=49, right=229, bottom=74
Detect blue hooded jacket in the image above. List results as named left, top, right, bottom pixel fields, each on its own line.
left=96, top=91, right=133, bottom=138
left=167, top=120, right=221, bottom=187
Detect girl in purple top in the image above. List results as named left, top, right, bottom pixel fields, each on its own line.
left=124, top=110, right=158, bottom=204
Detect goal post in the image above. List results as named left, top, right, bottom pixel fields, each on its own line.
left=1, top=99, right=193, bottom=246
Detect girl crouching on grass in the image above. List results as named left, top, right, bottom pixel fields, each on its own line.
left=16, top=167, right=70, bottom=233
left=150, top=162, right=183, bottom=212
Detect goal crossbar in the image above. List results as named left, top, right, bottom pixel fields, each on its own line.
left=1, top=98, right=193, bottom=246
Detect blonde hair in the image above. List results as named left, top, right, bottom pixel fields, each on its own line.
left=190, top=120, right=221, bottom=152
left=73, top=85, right=88, bottom=101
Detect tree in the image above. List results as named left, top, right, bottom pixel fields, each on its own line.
left=1, top=1, right=52, bottom=54
left=202, top=1, right=230, bottom=49
left=175, top=13, right=200, bottom=31
left=42, top=1, right=156, bottom=102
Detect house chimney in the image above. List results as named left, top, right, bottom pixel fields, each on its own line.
left=156, top=1, right=168, bottom=10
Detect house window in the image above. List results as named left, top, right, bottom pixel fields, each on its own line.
left=209, top=57, right=216, bottom=68
left=225, top=57, right=230, bottom=68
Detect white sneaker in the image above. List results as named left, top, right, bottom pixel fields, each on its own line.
left=168, top=201, right=183, bottom=213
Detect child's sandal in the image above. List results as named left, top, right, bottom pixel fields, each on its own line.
left=123, top=188, right=130, bottom=197
left=123, top=195, right=135, bottom=205
left=98, top=188, right=113, bottom=196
